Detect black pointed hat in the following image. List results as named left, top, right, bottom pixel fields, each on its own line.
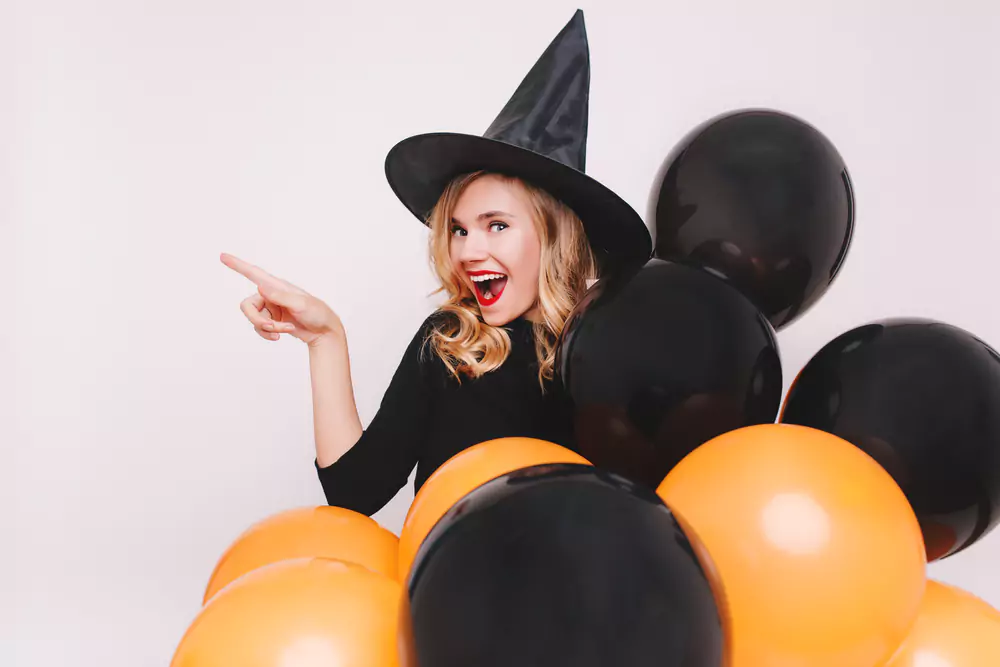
left=384, top=9, right=651, bottom=272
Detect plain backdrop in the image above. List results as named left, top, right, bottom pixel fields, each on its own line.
left=7, top=0, right=1000, bottom=664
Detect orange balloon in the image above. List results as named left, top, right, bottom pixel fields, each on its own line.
left=203, top=506, right=398, bottom=603
left=397, top=437, right=590, bottom=581
left=174, top=558, right=402, bottom=667
left=885, top=579, right=1000, bottom=667
left=657, top=423, right=927, bottom=667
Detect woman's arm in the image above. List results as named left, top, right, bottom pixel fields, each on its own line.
left=313, top=318, right=436, bottom=515
left=308, top=330, right=363, bottom=467
left=219, top=252, right=424, bottom=514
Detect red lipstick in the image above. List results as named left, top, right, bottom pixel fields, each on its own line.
left=467, top=270, right=508, bottom=307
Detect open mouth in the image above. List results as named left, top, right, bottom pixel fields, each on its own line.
left=469, top=271, right=508, bottom=307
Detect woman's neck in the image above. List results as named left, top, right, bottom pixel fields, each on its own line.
left=521, top=304, right=543, bottom=324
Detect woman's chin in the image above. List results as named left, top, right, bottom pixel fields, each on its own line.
left=480, top=310, right=509, bottom=327
left=472, top=286, right=536, bottom=326
left=478, top=303, right=516, bottom=327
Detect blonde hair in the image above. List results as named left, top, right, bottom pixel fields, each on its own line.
left=425, top=171, right=598, bottom=390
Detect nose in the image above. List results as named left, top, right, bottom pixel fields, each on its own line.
left=455, top=228, right=490, bottom=264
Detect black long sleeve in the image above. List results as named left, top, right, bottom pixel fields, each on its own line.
left=315, top=317, right=436, bottom=515
left=316, top=314, right=577, bottom=516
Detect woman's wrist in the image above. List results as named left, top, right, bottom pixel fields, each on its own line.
left=308, top=324, right=347, bottom=352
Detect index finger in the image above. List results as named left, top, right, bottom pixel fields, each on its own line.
left=220, top=253, right=281, bottom=288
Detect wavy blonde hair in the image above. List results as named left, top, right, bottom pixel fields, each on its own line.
left=424, top=171, right=598, bottom=390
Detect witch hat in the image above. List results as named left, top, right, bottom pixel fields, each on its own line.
left=384, top=9, right=651, bottom=272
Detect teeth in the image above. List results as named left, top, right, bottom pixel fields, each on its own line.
left=471, top=273, right=505, bottom=282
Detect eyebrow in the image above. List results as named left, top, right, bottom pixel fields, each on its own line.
left=451, top=210, right=516, bottom=225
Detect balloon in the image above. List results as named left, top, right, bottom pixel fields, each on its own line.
left=397, top=437, right=589, bottom=582
left=648, top=108, right=855, bottom=329
left=555, top=258, right=782, bottom=488
left=404, top=463, right=723, bottom=667
left=173, top=558, right=402, bottom=667
left=657, top=423, right=926, bottom=667
left=885, top=580, right=1000, bottom=667
left=780, top=318, right=1000, bottom=560
left=203, top=506, right=398, bottom=603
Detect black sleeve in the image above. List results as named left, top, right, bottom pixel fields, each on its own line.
left=315, top=316, right=438, bottom=516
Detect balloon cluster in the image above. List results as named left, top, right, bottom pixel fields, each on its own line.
left=172, top=109, right=1000, bottom=667
left=562, top=108, right=1000, bottom=561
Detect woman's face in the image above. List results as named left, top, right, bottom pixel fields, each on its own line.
left=450, top=174, right=542, bottom=326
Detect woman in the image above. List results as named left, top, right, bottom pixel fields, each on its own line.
left=221, top=10, right=651, bottom=515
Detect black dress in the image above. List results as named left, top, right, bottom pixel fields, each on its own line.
left=315, top=313, right=575, bottom=516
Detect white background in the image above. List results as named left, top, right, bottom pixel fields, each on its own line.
left=7, top=0, right=1000, bottom=664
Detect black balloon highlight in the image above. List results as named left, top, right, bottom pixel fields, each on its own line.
left=649, top=108, right=854, bottom=329
left=402, top=463, right=723, bottom=667
left=555, top=259, right=782, bottom=488
left=781, top=318, right=1000, bottom=560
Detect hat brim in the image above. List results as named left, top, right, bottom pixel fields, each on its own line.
left=384, top=133, right=652, bottom=273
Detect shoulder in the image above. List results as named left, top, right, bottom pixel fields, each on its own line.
left=412, top=310, right=454, bottom=344
left=405, top=310, right=455, bottom=367
left=419, top=309, right=454, bottom=333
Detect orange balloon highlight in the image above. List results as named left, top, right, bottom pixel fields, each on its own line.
left=397, top=437, right=590, bottom=581
left=657, top=423, right=926, bottom=667
left=174, top=558, right=402, bottom=667
left=203, top=506, right=398, bottom=604
left=886, top=579, right=1000, bottom=667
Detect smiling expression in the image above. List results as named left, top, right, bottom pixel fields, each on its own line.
left=449, top=175, right=542, bottom=326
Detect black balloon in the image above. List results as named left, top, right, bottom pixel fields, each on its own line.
left=649, top=108, right=855, bottom=329
left=555, top=258, right=782, bottom=488
left=781, top=318, right=1000, bottom=560
left=402, top=463, right=723, bottom=667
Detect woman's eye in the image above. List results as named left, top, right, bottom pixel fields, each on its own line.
left=451, top=225, right=467, bottom=237
left=489, top=221, right=508, bottom=233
